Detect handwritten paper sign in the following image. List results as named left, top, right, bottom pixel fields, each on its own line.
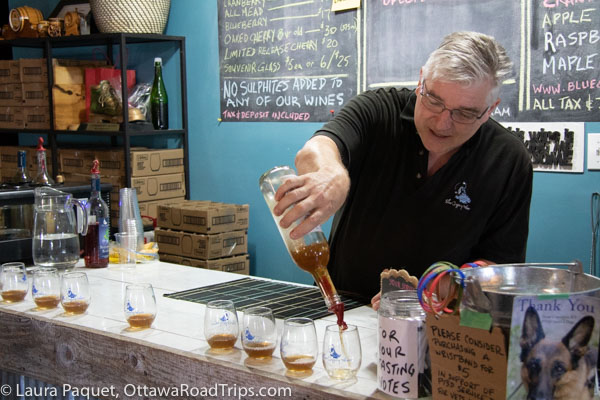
left=426, top=314, right=507, bottom=400
left=378, top=315, right=426, bottom=398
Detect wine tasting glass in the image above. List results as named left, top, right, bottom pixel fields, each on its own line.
left=322, top=324, right=362, bottom=380
left=124, top=283, right=157, bottom=330
left=32, top=267, right=60, bottom=309
left=60, top=271, right=90, bottom=315
left=241, top=306, right=277, bottom=359
left=204, top=300, right=239, bottom=353
left=280, top=317, right=318, bottom=375
left=0, top=262, right=28, bottom=303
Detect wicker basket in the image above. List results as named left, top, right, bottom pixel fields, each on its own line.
left=90, top=0, right=171, bottom=34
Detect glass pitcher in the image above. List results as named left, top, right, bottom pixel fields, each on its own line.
left=32, top=187, right=88, bottom=269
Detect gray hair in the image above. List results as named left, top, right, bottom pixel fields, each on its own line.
left=422, top=31, right=513, bottom=101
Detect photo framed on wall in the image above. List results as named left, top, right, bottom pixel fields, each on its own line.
left=49, top=0, right=91, bottom=19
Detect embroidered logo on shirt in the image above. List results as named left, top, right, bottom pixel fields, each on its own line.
left=445, top=181, right=471, bottom=211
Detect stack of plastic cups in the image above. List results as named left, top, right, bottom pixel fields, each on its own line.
left=118, top=188, right=144, bottom=251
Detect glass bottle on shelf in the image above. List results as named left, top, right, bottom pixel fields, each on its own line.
left=259, top=166, right=347, bottom=329
left=84, top=160, right=109, bottom=268
left=13, top=150, right=31, bottom=185
left=33, top=137, right=54, bottom=186
left=150, top=57, right=169, bottom=130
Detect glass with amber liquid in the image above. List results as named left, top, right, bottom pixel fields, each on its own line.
left=0, top=262, right=28, bottom=303
left=241, top=306, right=277, bottom=359
left=60, top=271, right=90, bottom=315
left=322, top=324, right=362, bottom=380
left=124, top=283, right=157, bottom=330
left=32, top=267, right=60, bottom=309
left=259, top=166, right=346, bottom=329
left=280, top=317, right=318, bottom=375
left=204, top=299, right=239, bottom=352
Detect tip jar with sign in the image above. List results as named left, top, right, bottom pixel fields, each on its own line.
left=378, top=290, right=431, bottom=398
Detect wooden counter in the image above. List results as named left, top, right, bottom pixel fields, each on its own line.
left=0, top=261, right=390, bottom=400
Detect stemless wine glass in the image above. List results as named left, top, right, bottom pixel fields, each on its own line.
left=204, top=300, right=239, bottom=353
left=124, top=283, right=157, bottom=330
left=0, top=262, right=28, bottom=303
left=60, top=271, right=90, bottom=315
left=280, top=317, right=318, bottom=375
left=322, top=324, right=362, bottom=380
left=32, top=267, right=60, bottom=309
left=241, top=306, right=277, bottom=359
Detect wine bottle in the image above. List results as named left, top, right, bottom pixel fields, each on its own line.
left=33, top=137, right=54, bottom=186
left=13, top=150, right=31, bottom=185
left=150, top=57, right=168, bottom=129
left=84, top=159, right=109, bottom=268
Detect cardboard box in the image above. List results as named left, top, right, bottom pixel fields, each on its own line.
left=21, top=106, right=50, bottom=129
left=138, top=197, right=186, bottom=220
left=155, top=227, right=247, bottom=259
left=158, top=253, right=250, bottom=275
left=131, top=148, right=184, bottom=177
left=157, top=201, right=249, bottom=234
left=53, top=58, right=109, bottom=85
left=22, top=82, right=48, bottom=106
left=132, top=173, right=186, bottom=202
left=0, top=106, right=24, bottom=129
left=0, top=83, right=23, bottom=106
left=108, top=196, right=186, bottom=225
left=0, top=60, right=20, bottom=84
left=18, top=59, right=48, bottom=83
left=52, top=84, right=85, bottom=130
left=60, top=148, right=127, bottom=175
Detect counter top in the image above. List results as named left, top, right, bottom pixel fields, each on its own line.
left=0, top=260, right=396, bottom=400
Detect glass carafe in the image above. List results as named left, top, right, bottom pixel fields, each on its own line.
left=259, top=166, right=346, bottom=328
left=32, top=187, right=88, bottom=269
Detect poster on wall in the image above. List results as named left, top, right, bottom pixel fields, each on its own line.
left=502, top=122, right=584, bottom=173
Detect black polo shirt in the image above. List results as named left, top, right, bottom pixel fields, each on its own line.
left=315, top=87, right=533, bottom=298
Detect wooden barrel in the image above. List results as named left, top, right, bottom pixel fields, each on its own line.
left=9, top=6, right=44, bottom=32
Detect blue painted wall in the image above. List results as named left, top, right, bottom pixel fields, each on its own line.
left=9, top=1, right=600, bottom=285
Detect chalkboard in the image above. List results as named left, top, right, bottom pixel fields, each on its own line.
left=217, top=0, right=358, bottom=122
left=364, top=0, right=600, bottom=122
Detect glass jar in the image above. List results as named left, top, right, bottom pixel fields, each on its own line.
left=378, top=290, right=431, bottom=399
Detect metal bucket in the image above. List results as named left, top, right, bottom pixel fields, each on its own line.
left=458, top=262, right=600, bottom=399
left=459, top=262, right=600, bottom=329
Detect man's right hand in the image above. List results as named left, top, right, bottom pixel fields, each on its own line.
left=273, top=136, right=350, bottom=240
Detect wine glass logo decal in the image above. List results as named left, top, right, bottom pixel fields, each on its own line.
left=330, top=345, right=341, bottom=359
left=220, top=313, right=229, bottom=322
left=21, top=274, right=26, bottom=282
left=67, top=288, right=77, bottom=299
left=244, top=328, right=255, bottom=341
left=126, top=301, right=135, bottom=312
left=32, top=285, right=38, bottom=294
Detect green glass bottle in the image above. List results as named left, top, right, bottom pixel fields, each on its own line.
left=150, top=57, right=169, bottom=130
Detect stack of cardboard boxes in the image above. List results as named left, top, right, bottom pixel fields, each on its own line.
left=59, top=147, right=186, bottom=228
left=0, top=58, right=108, bottom=130
left=0, top=59, right=50, bottom=129
left=156, top=201, right=250, bottom=275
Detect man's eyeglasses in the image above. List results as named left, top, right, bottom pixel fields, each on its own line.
left=419, top=80, right=489, bottom=124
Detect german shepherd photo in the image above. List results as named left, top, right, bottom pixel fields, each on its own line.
left=520, top=306, right=597, bottom=400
